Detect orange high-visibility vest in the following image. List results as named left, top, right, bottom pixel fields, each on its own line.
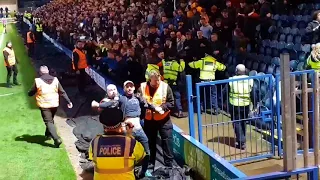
left=27, top=32, right=34, bottom=43
left=72, top=48, right=88, bottom=70
left=3, top=47, right=16, bottom=66
left=35, top=77, right=60, bottom=108
left=140, top=81, right=170, bottom=120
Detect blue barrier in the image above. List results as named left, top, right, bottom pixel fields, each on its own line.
left=23, top=17, right=247, bottom=179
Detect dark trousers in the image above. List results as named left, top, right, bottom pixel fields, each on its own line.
left=40, top=107, right=60, bottom=141
left=143, top=118, right=174, bottom=167
left=77, top=69, right=86, bottom=93
left=36, top=32, right=43, bottom=43
left=27, top=43, right=35, bottom=57
left=6, top=65, right=18, bottom=85
left=229, top=104, right=250, bottom=144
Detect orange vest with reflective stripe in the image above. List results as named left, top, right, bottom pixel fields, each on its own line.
left=140, top=81, right=170, bottom=120
left=35, top=77, right=59, bottom=108
left=27, top=32, right=34, bottom=43
left=3, top=47, right=16, bottom=66
left=72, top=48, right=88, bottom=70
left=91, top=135, right=138, bottom=180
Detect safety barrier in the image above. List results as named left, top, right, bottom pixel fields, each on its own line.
left=23, top=17, right=247, bottom=179
left=186, top=74, right=275, bottom=163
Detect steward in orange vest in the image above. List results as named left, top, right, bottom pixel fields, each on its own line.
left=137, top=70, right=175, bottom=169
left=72, top=40, right=88, bottom=93
left=3, top=42, right=19, bottom=88
left=28, top=65, right=73, bottom=148
left=26, top=28, right=35, bottom=57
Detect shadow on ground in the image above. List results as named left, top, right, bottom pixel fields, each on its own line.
left=208, top=136, right=237, bottom=148
left=15, top=134, right=56, bottom=148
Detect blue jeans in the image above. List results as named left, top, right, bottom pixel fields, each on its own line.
left=132, top=129, right=150, bottom=155
left=172, top=85, right=183, bottom=111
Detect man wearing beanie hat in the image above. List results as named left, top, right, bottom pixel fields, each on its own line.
left=88, top=107, right=147, bottom=180
left=28, top=65, right=73, bottom=148
left=228, top=64, right=253, bottom=150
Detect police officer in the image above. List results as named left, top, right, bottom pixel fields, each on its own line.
left=72, top=40, right=88, bottom=94
left=188, top=53, right=226, bottom=113
left=138, top=70, right=175, bottom=170
left=158, top=53, right=186, bottom=118
left=28, top=66, right=73, bottom=148
left=3, top=41, right=19, bottom=88
left=89, top=108, right=147, bottom=180
left=35, top=20, right=43, bottom=43
left=228, top=64, right=253, bottom=150
left=26, top=27, right=35, bottom=57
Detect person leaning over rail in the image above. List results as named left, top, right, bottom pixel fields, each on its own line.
left=88, top=107, right=147, bottom=180
left=28, top=66, right=73, bottom=148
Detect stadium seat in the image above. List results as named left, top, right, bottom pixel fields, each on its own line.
left=297, top=62, right=305, bottom=71
left=291, top=21, right=298, bottom=28
left=262, top=39, right=271, bottom=47
left=259, top=62, right=267, bottom=73
left=264, top=56, right=272, bottom=64
left=259, top=46, right=265, bottom=54
left=277, top=41, right=286, bottom=49
left=252, top=61, right=259, bottom=71
left=294, top=35, right=302, bottom=44
left=271, top=33, right=279, bottom=41
left=278, top=27, right=284, bottom=33
left=290, top=60, right=298, bottom=71
left=272, top=57, right=280, bottom=66
left=270, top=40, right=278, bottom=48
left=249, top=70, right=258, bottom=76
left=293, top=43, right=302, bottom=51
left=285, top=42, right=294, bottom=50
left=286, top=34, right=293, bottom=43
left=280, top=15, right=288, bottom=21
left=283, top=27, right=291, bottom=34
left=281, top=48, right=289, bottom=54
left=301, top=44, right=311, bottom=53
left=257, top=54, right=265, bottom=62
left=298, top=21, right=307, bottom=29
left=247, top=44, right=252, bottom=52
left=245, top=60, right=253, bottom=70
left=268, top=26, right=277, bottom=34
left=302, top=15, right=312, bottom=22
left=266, top=64, right=275, bottom=74
left=287, top=15, right=295, bottom=23
left=295, top=15, right=303, bottom=22
left=273, top=14, right=280, bottom=21
left=265, top=47, right=272, bottom=56
left=289, top=50, right=297, bottom=60
left=298, top=51, right=307, bottom=62
left=272, top=48, right=279, bottom=57
left=279, top=34, right=286, bottom=42
left=290, top=28, right=299, bottom=35
left=299, top=28, right=306, bottom=36
left=276, top=20, right=282, bottom=27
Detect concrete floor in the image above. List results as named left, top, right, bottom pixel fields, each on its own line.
left=172, top=112, right=271, bottom=162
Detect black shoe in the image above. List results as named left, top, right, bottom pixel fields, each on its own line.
left=54, top=139, right=62, bottom=148
left=235, top=142, right=246, bottom=150
left=13, top=82, right=20, bottom=86
left=7, top=84, right=12, bottom=88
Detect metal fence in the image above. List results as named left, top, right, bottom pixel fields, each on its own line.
left=186, top=67, right=320, bottom=164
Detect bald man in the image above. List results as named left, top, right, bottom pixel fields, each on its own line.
left=228, top=64, right=253, bottom=150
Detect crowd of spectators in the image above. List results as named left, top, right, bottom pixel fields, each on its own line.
left=32, top=0, right=308, bottom=87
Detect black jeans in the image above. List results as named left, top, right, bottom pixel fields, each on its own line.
left=36, top=32, right=43, bottom=43
left=229, top=104, right=250, bottom=144
left=77, top=69, right=86, bottom=93
left=143, top=118, right=174, bottom=167
left=6, top=65, right=18, bottom=85
left=27, top=43, right=34, bottom=57
left=40, top=107, right=60, bottom=141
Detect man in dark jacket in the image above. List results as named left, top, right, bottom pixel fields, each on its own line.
left=306, top=10, right=320, bottom=44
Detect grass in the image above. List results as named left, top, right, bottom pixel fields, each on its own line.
left=0, top=24, right=76, bottom=180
